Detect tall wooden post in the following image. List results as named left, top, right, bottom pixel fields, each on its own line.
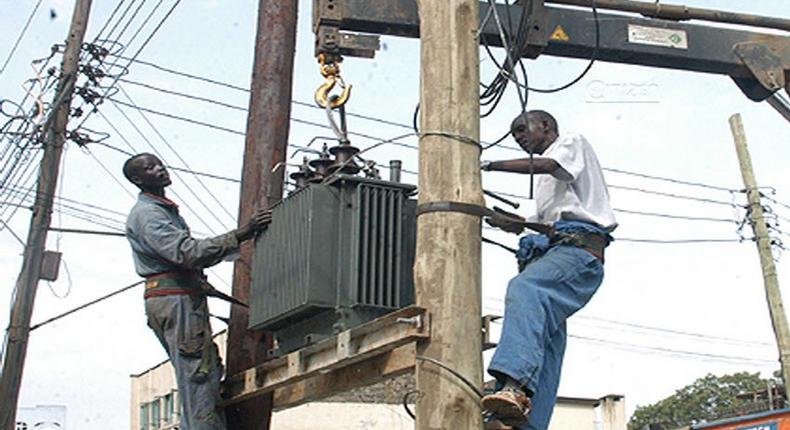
left=415, top=1, right=485, bottom=428
left=0, top=1, right=93, bottom=427
left=729, top=113, right=790, bottom=390
left=225, top=0, right=298, bottom=428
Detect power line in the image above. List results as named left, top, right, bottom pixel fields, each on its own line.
left=49, top=227, right=125, bottom=237
left=100, top=0, right=139, bottom=45
left=617, top=238, right=745, bottom=244
left=0, top=0, right=44, bottom=74
left=88, top=0, right=129, bottom=49
left=484, top=189, right=741, bottom=222
left=84, top=148, right=137, bottom=199
left=612, top=208, right=738, bottom=224
left=107, top=99, right=227, bottom=232
left=6, top=184, right=128, bottom=217
left=763, top=194, right=790, bottom=212
left=92, top=100, right=747, bottom=224
left=568, top=334, right=776, bottom=365
left=24, top=46, right=749, bottom=201
left=574, top=315, right=773, bottom=347
left=108, top=58, right=417, bottom=131
left=106, top=97, right=421, bottom=153
left=95, top=58, right=764, bottom=204
left=73, top=0, right=183, bottom=129
left=603, top=167, right=737, bottom=192
left=0, top=219, right=26, bottom=246
left=87, top=65, right=745, bottom=206
left=91, top=139, right=241, bottom=183
left=29, top=281, right=144, bottom=331
left=116, top=85, right=236, bottom=223
left=484, top=297, right=774, bottom=347
left=608, top=184, right=739, bottom=207
left=108, top=98, right=244, bottom=135
left=488, top=318, right=775, bottom=364
left=2, top=187, right=127, bottom=231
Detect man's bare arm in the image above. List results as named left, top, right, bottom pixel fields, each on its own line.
left=482, top=157, right=560, bottom=175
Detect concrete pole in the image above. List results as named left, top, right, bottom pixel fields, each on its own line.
left=0, top=1, right=93, bottom=427
left=414, top=1, right=485, bottom=428
left=224, top=0, right=298, bottom=428
left=729, top=113, right=790, bottom=390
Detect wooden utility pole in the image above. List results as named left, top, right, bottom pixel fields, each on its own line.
left=0, top=0, right=92, bottom=426
left=729, top=113, right=790, bottom=389
left=415, top=1, right=484, bottom=428
left=225, top=0, right=298, bottom=428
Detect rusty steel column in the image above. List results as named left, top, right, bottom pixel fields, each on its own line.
left=225, top=0, right=298, bottom=428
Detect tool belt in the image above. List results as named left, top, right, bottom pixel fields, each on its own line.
left=551, top=231, right=609, bottom=263
left=144, top=271, right=206, bottom=299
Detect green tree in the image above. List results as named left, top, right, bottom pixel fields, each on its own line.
left=628, top=372, right=782, bottom=430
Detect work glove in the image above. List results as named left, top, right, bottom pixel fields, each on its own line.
left=485, top=206, right=526, bottom=235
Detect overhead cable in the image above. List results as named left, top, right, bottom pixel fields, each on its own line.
left=0, top=0, right=44, bottom=74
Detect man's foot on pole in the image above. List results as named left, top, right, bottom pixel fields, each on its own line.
left=482, top=389, right=531, bottom=427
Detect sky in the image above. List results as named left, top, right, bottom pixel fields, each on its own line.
left=0, top=0, right=789, bottom=428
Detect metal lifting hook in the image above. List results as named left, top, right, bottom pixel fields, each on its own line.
left=314, top=53, right=352, bottom=109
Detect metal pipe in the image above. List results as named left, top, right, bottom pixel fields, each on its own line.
left=389, top=160, right=402, bottom=183
left=766, top=94, right=790, bottom=123
left=483, top=189, right=520, bottom=209
left=545, top=0, right=790, bottom=32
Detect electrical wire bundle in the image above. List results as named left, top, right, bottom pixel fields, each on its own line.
left=479, top=0, right=600, bottom=150
left=480, top=0, right=531, bottom=118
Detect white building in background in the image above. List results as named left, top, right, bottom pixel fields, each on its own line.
left=16, top=404, right=66, bottom=430
left=131, top=331, right=626, bottom=430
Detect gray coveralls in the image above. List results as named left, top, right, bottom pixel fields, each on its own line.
left=126, top=192, right=239, bottom=430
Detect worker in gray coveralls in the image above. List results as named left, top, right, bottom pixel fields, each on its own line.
left=123, top=153, right=271, bottom=430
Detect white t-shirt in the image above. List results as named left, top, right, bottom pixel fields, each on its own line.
left=530, top=133, right=617, bottom=231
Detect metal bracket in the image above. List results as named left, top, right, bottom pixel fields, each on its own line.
left=733, top=40, right=790, bottom=101
left=482, top=314, right=502, bottom=351
left=314, top=0, right=381, bottom=58
left=479, top=0, right=549, bottom=59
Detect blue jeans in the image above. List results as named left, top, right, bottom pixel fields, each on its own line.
left=488, top=245, right=604, bottom=430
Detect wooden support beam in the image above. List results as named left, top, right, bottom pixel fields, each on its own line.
left=222, top=306, right=430, bottom=405
left=272, top=343, right=417, bottom=410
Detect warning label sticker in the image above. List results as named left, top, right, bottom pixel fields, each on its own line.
left=550, top=25, right=570, bottom=42
left=628, top=24, right=688, bottom=49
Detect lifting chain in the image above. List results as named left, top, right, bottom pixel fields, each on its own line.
left=314, top=53, right=352, bottom=109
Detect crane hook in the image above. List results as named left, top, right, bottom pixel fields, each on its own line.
left=314, top=54, right=352, bottom=109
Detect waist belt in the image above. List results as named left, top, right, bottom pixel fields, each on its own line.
left=551, top=231, right=609, bottom=263
left=144, top=271, right=205, bottom=299
left=143, top=271, right=248, bottom=307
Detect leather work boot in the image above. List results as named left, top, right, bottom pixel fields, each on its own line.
left=484, top=417, right=515, bottom=430
left=481, top=389, right=531, bottom=427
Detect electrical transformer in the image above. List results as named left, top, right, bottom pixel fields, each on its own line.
left=249, top=174, right=416, bottom=355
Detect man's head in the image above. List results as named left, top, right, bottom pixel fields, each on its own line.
left=510, top=110, right=559, bottom=155
left=123, top=153, right=171, bottom=192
